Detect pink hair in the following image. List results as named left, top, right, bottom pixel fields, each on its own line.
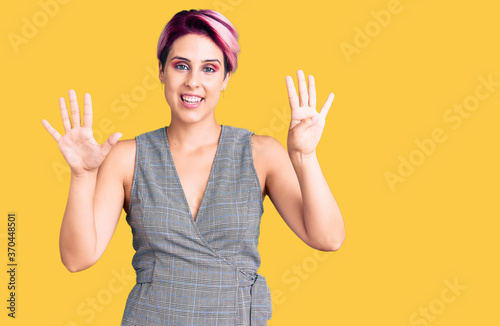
left=157, top=9, right=240, bottom=78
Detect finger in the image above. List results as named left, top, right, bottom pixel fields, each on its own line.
left=285, top=75, right=299, bottom=111
left=41, top=119, right=62, bottom=143
left=308, top=75, right=316, bottom=109
left=320, top=93, right=335, bottom=119
left=82, top=93, right=93, bottom=128
left=297, top=70, right=308, bottom=107
left=59, top=97, right=72, bottom=133
left=68, top=89, right=81, bottom=128
left=100, top=132, right=123, bottom=157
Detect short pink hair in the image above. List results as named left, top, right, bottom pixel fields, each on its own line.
left=157, top=9, right=240, bottom=79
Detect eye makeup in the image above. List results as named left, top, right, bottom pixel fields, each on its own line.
left=172, top=62, right=188, bottom=70
left=171, top=61, right=220, bottom=73
left=205, top=65, right=219, bottom=72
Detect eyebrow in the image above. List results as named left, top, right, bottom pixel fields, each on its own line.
left=170, top=56, right=221, bottom=64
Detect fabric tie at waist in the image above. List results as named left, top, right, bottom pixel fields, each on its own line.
left=135, top=265, right=273, bottom=323
left=237, top=269, right=273, bottom=324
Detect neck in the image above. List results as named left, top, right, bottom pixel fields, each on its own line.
left=166, top=119, right=222, bottom=153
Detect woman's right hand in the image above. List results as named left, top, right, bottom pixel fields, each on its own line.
left=42, top=89, right=122, bottom=177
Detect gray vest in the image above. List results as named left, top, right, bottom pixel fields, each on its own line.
left=121, top=124, right=272, bottom=325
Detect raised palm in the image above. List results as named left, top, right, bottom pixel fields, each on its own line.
left=42, top=89, right=122, bottom=177
left=285, top=70, right=334, bottom=156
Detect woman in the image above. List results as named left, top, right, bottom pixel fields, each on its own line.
left=41, top=9, right=345, bottom=326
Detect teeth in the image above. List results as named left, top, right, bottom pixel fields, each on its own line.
left=182, top=95, right=202, bottom=103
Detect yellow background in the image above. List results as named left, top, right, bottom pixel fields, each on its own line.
left=1, top=0, right=499, bottom=325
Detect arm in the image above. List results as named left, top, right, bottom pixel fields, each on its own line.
left=59, top=140, right=130, bottom=272
left=59, top=170, right=99, bottom=272
left=288, top=150, right=345, bottom=251
left=260, top=136, right=344, bottom=251
left=263, top=70, right=345, bottom=251
left=42, top=89, right=125, bottom=272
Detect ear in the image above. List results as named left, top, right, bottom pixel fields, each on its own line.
left=222, top=71, right=231, bottom=90
left=159, top=61, right=164, bottom=83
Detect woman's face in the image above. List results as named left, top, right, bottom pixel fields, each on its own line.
left=159, top=33, right=230, bottom=123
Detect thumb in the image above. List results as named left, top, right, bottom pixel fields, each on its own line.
left=101, top=132, right=123, bottom=157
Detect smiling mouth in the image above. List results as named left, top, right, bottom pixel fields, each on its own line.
left=181, top=95, right=204, bottom=103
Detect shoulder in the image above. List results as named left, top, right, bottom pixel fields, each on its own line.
left=250, top=133, right=283, bottom=152
left=108, top=138, right=136, bottom=161
left=136, top=126, right=166, bottom=142
left=100, top=138, right=136, bottom=187
left=250, top=133, right=288, bottom=174
left=108, top=126, right=166, bottom=166
left=223, top=125, right=288, bottom=170
left=222, top=123, right=283, bottom=151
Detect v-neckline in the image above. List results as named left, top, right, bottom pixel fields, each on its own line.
left=163, top=125, right=225, bottom=224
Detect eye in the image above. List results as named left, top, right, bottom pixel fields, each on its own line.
left=203, top=66, right=216, bottom=73
left=175, top=64, right=189, bottom=70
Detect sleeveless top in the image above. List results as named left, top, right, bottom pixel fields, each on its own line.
left=121, top=124, right=273, bottom=326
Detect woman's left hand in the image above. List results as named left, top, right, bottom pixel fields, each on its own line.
left=285, top=70, right=334, bottom=157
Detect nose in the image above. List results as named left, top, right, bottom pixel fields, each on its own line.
left=185, top=70, right=200, bottom=88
